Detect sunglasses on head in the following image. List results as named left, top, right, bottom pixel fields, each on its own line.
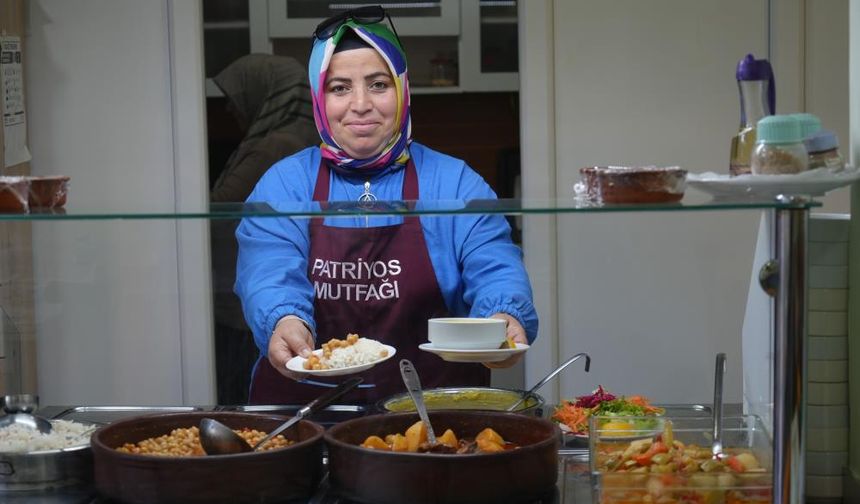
left=313, top=5, right=403, bottom=48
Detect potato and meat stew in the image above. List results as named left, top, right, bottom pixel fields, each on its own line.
left=115, top=426, right=293, bottom=457
left=360, top=420, right=518, bottom=454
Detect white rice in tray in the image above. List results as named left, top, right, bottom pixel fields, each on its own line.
left=0, top=419, right=92, bottom=453
left=323, top=338, right=389, bottom=369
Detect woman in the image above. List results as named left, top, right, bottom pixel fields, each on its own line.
left=235, top=6, right=538, bottom=404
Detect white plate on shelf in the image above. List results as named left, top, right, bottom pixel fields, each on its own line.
left=285, top=344, right=396, bottom=377
left=687, top=165, right=860, bottom=200
left=418, top=342, right=528, bottom=363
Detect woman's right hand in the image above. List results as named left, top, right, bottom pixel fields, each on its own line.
left=268, top=317, right=315, bottom=379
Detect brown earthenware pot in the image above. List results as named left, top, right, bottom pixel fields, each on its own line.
left=325, top=410, right=561, bottom=504
left=91, top=411, right=324, bottom=504
left=27, top=175, right=70, bottom=208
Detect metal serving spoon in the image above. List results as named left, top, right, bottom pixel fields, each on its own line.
left=399, top=359, right=437, bottom=446
left=199, top=376, right=362, bottom=455
left=0, top=394, right=52, bottom=434
left=506, top=352, right=591, bottom=412
left=711, top=353, right=726, bottom=459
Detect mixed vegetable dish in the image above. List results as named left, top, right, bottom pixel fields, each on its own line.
left=552, top=386, right=664, bottom=435
left=594, top=419, right=771, bottom=503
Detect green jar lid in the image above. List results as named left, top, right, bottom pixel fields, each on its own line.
left=757, top=115, right=803, bottom=144
left=791, top=113, right=822, bottom=138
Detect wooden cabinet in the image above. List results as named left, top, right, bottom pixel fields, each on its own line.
left=460, top=0, right=519, bottom=91
left=267, top=0, right=460, bottom=37
left=205, top=0, right=519, bottom=96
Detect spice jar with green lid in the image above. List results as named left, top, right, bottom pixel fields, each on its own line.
left=792, top=113, right=822, bottom=140
left=751, top=115, right=809, bottom=175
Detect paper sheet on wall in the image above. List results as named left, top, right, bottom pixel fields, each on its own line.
left=1, top=36, right=30, bottom=168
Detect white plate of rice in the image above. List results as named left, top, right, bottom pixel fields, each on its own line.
left=286, top=338, right=397, bottom=377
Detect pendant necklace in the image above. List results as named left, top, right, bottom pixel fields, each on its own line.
left=357, top=180, right=377, bottom=203
left=357, top=180, right=376, bottom=227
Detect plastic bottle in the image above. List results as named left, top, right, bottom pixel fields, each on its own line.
left=730, top=54, right=775, bottom=176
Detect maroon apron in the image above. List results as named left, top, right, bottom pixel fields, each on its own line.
left=248, top=158, right=489, bottom=405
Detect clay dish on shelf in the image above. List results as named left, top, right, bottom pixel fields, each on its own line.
left=0, top=176, right=30, bottom=213
left=579, top=166, right=687, bottom=204
left=27, top=175, right=70, bottom=208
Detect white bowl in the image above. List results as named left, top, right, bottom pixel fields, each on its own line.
left=427, top=317, right=507, bottom=350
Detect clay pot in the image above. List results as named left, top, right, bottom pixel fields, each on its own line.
left=0, top=177, right=29, bottom=212
left=27, top=176, right=70, bottom=208
left=325, top=410, right=560, bottom=504
left=91, top=411, right=324, bottom=504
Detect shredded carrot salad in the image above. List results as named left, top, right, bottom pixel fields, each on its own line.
left=625, top=395, right=663, bottom=415
left=551, top=402, right=591, bottom=434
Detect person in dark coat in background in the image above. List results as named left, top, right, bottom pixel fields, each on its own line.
left=210, top=54, right=320, bottom=404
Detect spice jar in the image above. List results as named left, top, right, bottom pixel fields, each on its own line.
left=805, top=130, right=844, bottom=171
left=793, top=113, right=822, bottom=140
left=751, top=115, right=809, bottom=175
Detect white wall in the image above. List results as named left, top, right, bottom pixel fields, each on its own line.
left=806, top=0, right=850, bottom=214
left=25, top=0, right=213, bottom=405
left=521, top=0, right=850, bottom=407
left=524, top=0, right=768, bottom=405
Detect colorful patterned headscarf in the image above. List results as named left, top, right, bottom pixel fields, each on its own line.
left=309, top=20, right=411, bottom=174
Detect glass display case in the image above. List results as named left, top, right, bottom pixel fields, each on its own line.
left=0, top=192, right=816, bottom=502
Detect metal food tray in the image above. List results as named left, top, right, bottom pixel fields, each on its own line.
left=50, top=406, right=203, bottom=425
left=217, top=404, right=367, bottom=428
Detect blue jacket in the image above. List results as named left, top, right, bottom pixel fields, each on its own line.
left=235, top=142, right=538, bottom=354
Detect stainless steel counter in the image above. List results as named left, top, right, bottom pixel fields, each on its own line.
left=17, top=403, right=735, bottom=503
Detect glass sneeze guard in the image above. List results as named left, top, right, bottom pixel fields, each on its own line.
left=0, top=194, right=821, bottom=221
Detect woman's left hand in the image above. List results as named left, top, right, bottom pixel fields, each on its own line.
left=484, top=313, right=527, bottom=369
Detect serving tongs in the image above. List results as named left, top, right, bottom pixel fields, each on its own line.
left=506, top=352, right=591, bottom=412
left=0, top=394, right=53, bottom=434
left=711, top=353, right=726, bottom=459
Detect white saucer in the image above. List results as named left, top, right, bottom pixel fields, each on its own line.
left=418, top=342, right=529, bottom=363
left=687, top=165, right=860, bottom=200
left=285, top=344, right=396, bottom=377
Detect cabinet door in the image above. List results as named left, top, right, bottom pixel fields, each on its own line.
left=203, top=0, right=251, bottom=97
left=202, top=1, right=250, bottom=78
left=459, top=0, right=518, bottom=91
left=267, top=0, right=460, bottom=38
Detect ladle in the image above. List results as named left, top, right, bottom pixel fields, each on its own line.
left=199, top=376, right=362, bottom=455
left=711, top=353, right=726, bottom=459
left=506, top=352, right=591, bottom=412
left=0, top=394, right=52, bottom=434
left=399, top=359, right=437, bottom=445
